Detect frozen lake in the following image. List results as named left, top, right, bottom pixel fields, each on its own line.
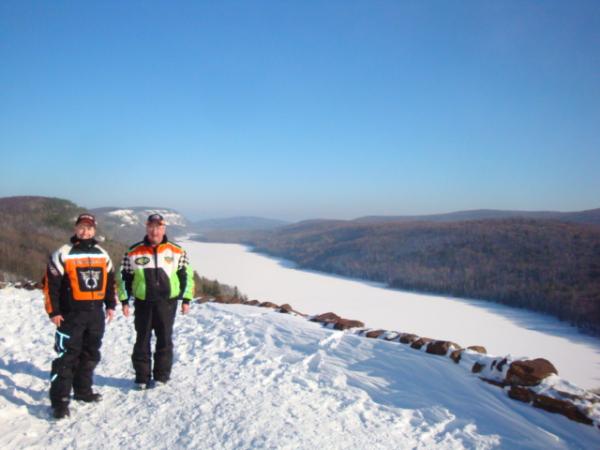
left=183, top=239, right=600, bottom=390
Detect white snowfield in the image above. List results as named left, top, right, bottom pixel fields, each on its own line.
left=1, top=289, right=599, bottom=449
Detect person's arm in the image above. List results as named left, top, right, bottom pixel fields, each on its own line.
left=177, top=250, right=194, bottom=314
left=43, top=250, right=65, bottom=325
left=117, top=251, right=133, bottom=317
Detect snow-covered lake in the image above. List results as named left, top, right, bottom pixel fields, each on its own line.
left=183, top=239, right=600, bottom=390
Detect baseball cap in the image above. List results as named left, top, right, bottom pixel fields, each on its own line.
left=146, top=213, right=166, bottom=225
left=76, top=213, right=96, bottom=227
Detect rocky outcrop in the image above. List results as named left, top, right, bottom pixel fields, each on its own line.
left=506, top=359, right=558, bottom=386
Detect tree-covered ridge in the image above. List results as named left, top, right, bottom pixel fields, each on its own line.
left=0, top=196, right=125, bottom=282
left=200, top=218, right=600, bottom=334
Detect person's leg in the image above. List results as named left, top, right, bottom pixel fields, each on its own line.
left=132, top=300, right=154, bottom=384
left=73, top=307, right=105, bottom=399
left=49, top=313, right=85, bottom=410
left=152, top=299, right=177, bottom=382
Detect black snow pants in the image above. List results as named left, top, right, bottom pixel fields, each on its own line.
left=132, top=298, right=178, bottom=383
left=49, top=306, right=105, bottom=406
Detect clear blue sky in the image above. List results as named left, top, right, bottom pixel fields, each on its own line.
left=1, top=1, right=599, bottom=221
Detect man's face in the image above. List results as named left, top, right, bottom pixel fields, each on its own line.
left=75, top=223, right=96, bottom=240
left=146, top=223, right=166, bottom=245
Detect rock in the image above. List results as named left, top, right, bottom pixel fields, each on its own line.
left=245, top=300, right=260, bottom=306
left=472, top=362, right=485, bottom=373
left=278, top=304, right=294, bottom=313
left=450, top=349, right=464, bottom=363
left=384, top=332, right=401, bottom=341
left=398, top=333, right=419, bottom=345
left=508, top=386, right=534, bottom=403
left=533, top=395, right=593, bottom=425
left=426, top=340, right=460, bottom=356
left=334, top=319, right=364, bottom=330
left=311, top=312, right=341, bottom=324
left=411, top=337, right=433, bottom=350
left=467, top=345, right=487, bottom=354
left=506, top=359, right=558, bottom=386
left=259, top=301, right=279, bottom=309
left=365, top=330, right=386, bottom=339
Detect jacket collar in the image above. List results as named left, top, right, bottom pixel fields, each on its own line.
left=70, top=235, right=97, bottom=249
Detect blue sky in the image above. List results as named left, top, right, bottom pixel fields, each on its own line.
left=1, top=1, right=599, bottom=221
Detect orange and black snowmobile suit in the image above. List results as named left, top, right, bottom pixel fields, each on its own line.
left=43, top=236, right=116, bottom=408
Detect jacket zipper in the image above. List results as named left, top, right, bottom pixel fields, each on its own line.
left=153, top=245, right=159, bottom=287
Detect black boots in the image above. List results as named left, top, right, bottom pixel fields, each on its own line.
left=73, top=391, right=103, bottom=402
left=52, top=403, right=70, bottom=419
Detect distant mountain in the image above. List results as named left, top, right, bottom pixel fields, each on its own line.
left=355, top=208, right=600, bottom=225
left=91, top=206, right=189, bottom=242
left=192, top=216, right=289, bottom=233
left=0, top=196, right=125, bottom=281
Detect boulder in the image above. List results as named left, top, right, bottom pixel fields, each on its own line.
left=411, top=337, right=433, bottom=350
left=426, top=340, right=460, bottom=356
left=310, top=312, right=341, bottom=324
left=365, top=330, right=386, bottom=339
left=533, top=395, right=593, bottom=425
left=398, top=333, right=419, bottom=345
left=467, top=346, right=487, bottom=354
left=508, top=386, right=534, bottom=403
left=450, top=349, right=464, bottom=363
left=278, top=304, right=294, bottom=314
left=334, top=319, right=364, bottom=330
left=472, top=362, right=485, bottom=373
left=506, top=359, right=558, bottom=386
left=259, top=301, right=279, bottom=309
left=245, top=300, right=260, bottom=306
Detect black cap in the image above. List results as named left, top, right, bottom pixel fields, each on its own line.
left=76, top=213, right=96, bottom=227
left=146, top=213, right=165, bottom=225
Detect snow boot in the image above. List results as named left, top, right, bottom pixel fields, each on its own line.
left=52, top=403, right=70, bottom=419
left=73, top=392, right=102, bottom=402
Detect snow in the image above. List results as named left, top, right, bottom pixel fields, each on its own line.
left=107, top=209, right=186, bottom=227
left=1, top=288, right=598, bottom=449
left=107, top=209, right=140, bottom=225
left=183, top=240, right=600, bottom=391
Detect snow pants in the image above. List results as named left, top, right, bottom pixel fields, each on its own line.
left=132, top=298, right=178, bottom=383
left=49, top=306, right=105, bottom=406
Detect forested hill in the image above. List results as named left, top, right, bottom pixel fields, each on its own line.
left=0, top=196, right=126, bottom=282
left=198, top=218, right=600, bottom=334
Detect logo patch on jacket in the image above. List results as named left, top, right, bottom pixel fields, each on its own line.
left=76, top=268, right=104, bottom=291
left=164, top=256, right=173, bottom=264
left=135, top=256, right=150, bottom=265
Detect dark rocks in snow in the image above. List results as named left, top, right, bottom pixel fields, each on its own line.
left=450, top=349, right=464, bottom=363
left=411, top=337, right=433, bottom=350
left=472, top=362, right=485, bottom=374
left=398, top=333, right=419, bottom=345
left=259, top=301, right=279, bottom=309
left=365, top=330, right=386, bottom=339
left=426, top=340, right=460, bottom=356
left=334, top=319, right=365, bottom=330
left=310, top=312, right=363, bottom=330
left=506, top=358, right=558, bottom=386
left=532, top=395, right=593, bottom=425
left=311, top=312, right=341, bottom=324
left=467, top=345, right=487, bottom=354
left=508, top=386, right=534, bottom=403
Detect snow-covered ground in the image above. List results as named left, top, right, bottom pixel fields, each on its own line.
left=183, top=240, right=600, bottom=390
left=1, top=288, right=599, bottom=449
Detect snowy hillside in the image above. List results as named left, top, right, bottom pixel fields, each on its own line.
left=91, top=207, right=189, bottom=241
left=1, top=288, right=599, bottom=449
